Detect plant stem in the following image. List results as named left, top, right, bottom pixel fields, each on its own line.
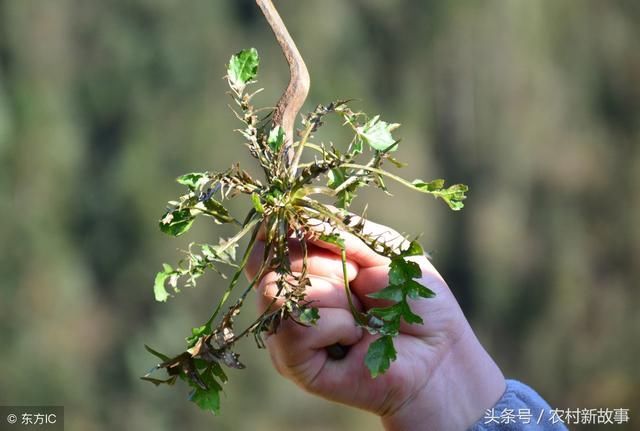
left=183, top=207, right=243, bottom=227
left=237, top=235, right=272, bottom=302
left=255, top=0, right=310, bottom=151
left=289, top=122, right=314, bottom=180
left=205, top=216, right=261, bottom=327
left=339, top=246, right=367, bottom=326
left=340, top=163, right=423, bottom=193
left=332, top=158, right=379, bottom=195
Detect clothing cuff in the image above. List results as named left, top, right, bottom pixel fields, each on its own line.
left=467, top=379, right=568, bottom=430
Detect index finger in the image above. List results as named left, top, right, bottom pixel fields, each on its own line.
left=309, top=214, right=411, bottom=268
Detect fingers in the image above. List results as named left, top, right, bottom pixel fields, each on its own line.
left=257, top=271, right=362, bottom=314
left=246, top=238, right=358, bottom=282
left=309, top=215, right=410, bottom=268
left=246, top=211, right=411, bottom=282
left=265, top=307, right=363, bottom=384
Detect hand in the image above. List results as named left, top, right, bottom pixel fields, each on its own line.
left=246, top=218, right=506, bottom=431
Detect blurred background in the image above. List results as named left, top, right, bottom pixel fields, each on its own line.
left=1, top=0, right=638, bottom=430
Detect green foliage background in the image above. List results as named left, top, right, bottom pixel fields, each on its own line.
left=0, top=0, right=638, bottom=430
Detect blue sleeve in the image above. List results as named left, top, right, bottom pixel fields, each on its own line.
left=468, top=380, right=568, bottom=430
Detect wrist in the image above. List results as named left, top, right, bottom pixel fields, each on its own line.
left=381, top=325, right=506, bottom=431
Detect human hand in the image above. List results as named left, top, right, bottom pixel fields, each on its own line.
left=246, top=218, right=505, bottom=431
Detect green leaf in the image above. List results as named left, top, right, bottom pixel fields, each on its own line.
left=210, top=362, right=228, bottom=384
left=367, top=284, right=404, bottom=302
left=319, top=233, right=345, bottom=248
left=405, top=279, right=436, bottom=299
left=439, top=183, right=468, bottom=211
left=388, top=257, right=421, bottom=285
left=144, top=344, right=171, bottom=362
left=159, top=209, right=195, bottom=236
left=365, top=335, right=397, bottom=378
left=154, top=271, right=170, bottom=302
left=369, top=303, right=403, bottom=322
left=327, top=167, right=347, bottom=190
left=398, top=300, right=423, bottom=325
left=202, top=198, right=235, bottom=224
left=327, top=168, right=358, bottom=208
left=189, top=367, right=222, bottom=414
left=411, top=179, right=444, bottom=192
left=190, top=386, right=220, bottom=414
left=399, top=240, right=424, bottom=257
left=227, top=48, right=259, bottom=90
left=177, top=173, right=207, bottom=190
left=251, top=192, right=264, bottom=213
left=186, top=324, right=209, bottom=347
left=412, top=179, right=469, bottom=211
left=267, top=125, right=285, bottom=152
left=368, top=297, right=424, bottom=333
left=369, top=312, right=400, bottom=336
left=356, top=115, right=400, bottom=152
left=194, top=358, right=209, bottom=370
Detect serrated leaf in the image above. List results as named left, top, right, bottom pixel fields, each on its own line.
left=356, top=115, right=399, bottom=152
left=388, top=258, right=421, bottom=285
left=267, top=125, right=285, bottom=152
left=369, top=303, right=403, bottom=322
left=405, top=279, right=436, bottom=299
left=227, top=48, right=259, bottom=91
left=154, top=271, right=170, bottom=302
left=412, top=179, right=445, bottom=192
left=177, top=173, right=207, bottom=190
left=159, top=209, right=195, bottom=236
left=365, top=335, right=397, bottom=378
left=367, top=284, right=404, bottom=302
left=398, top=301, right=423, bottom=325
left=439, top=183, right=469, bottom=211
left=190, top=386, right=221, bottom=414
left=412, top=179, right=468, bottom=211
left=369, top=291, right=425, bottom=326
left=399, top=240, right=424, bottom=257
left=189, top=367, right=222, bottom=414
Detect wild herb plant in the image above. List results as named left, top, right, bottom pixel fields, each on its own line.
left=142, top=46, right=467, bottom=414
